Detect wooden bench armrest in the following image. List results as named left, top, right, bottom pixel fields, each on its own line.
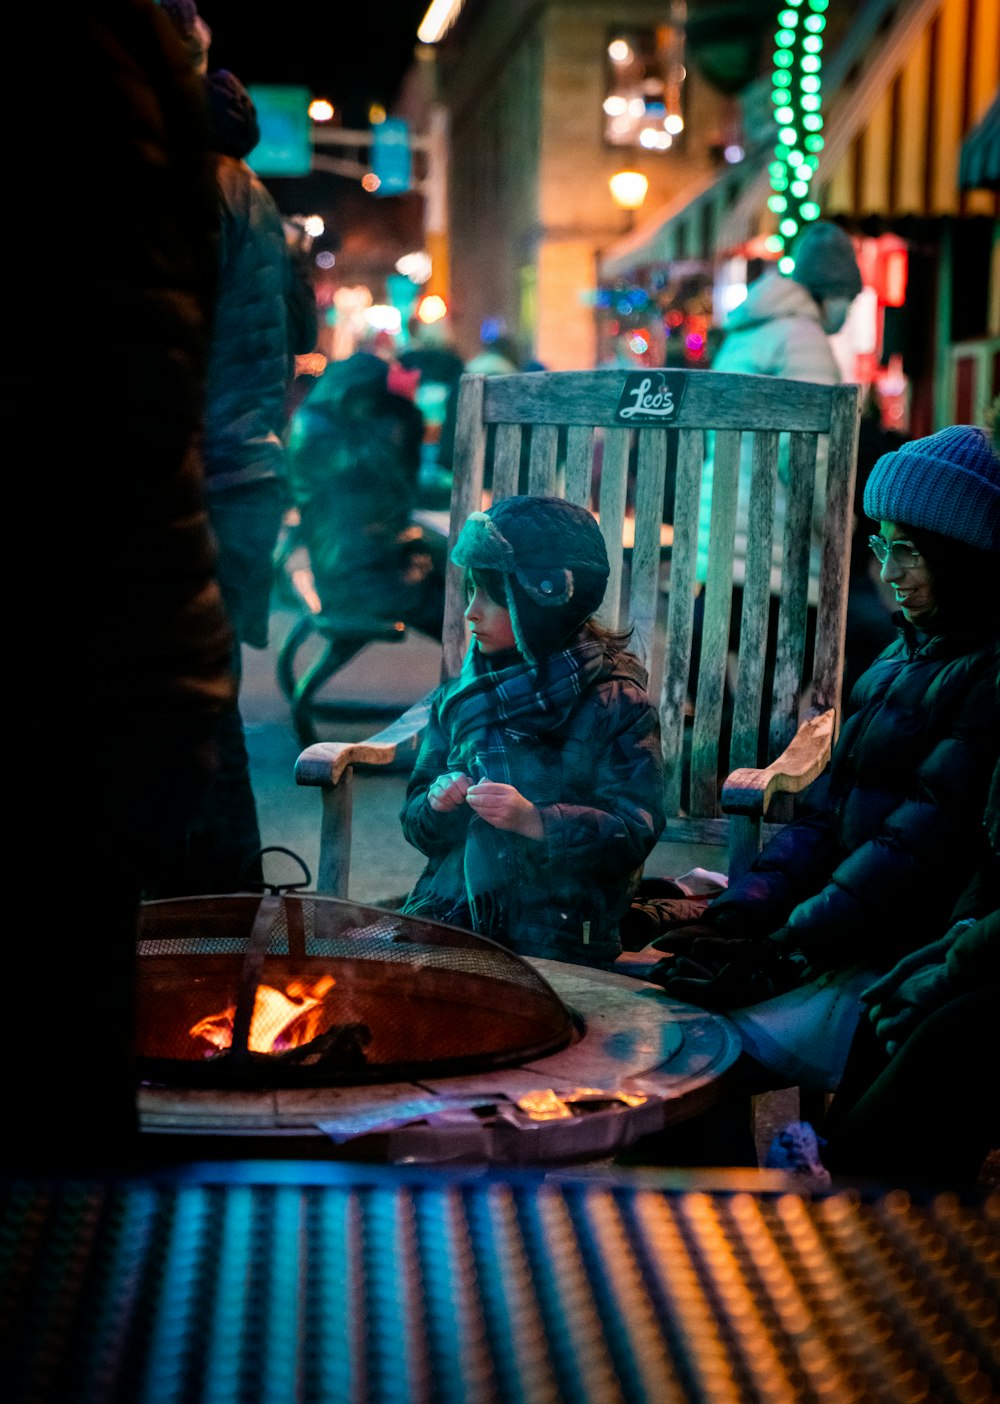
left=294, top=694, right=434, bottom=787
left=721, top=708, right=836, bottom=818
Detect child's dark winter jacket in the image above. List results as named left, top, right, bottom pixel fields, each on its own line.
left=400, top=639, right=665, bottom=966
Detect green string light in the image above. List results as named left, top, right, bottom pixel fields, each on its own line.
left=768, top=0, right=825, bottom=274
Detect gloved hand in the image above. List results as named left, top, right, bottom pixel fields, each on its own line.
left=862, top=937, right=957, bottom=1056
left=648, top=921, right=722, bottom=955
left=648, top=937, right=807, bottom=1010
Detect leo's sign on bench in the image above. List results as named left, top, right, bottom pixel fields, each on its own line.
left=614, top=370, right=689, bottom=425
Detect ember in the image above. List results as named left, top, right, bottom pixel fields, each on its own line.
left=190, top=974, right=336, bottom=1055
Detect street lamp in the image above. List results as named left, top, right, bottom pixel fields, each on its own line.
left=609, top=170, right=649, bottom=230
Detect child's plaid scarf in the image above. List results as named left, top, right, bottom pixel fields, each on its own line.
left=437, top=636, right=607, bottom=940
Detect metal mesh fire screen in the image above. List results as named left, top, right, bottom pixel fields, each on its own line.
left=3, top=1163, right=998, bottom=1404
left=135, top=895, right=575, bottom=1087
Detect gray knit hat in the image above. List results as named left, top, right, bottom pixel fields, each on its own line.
left=790, top=221, right=862, bottom=301
left=452, top=496, right=610, bottom=661
left=863, top=424, right=1000, bottom=552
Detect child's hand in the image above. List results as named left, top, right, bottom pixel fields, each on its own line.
left=466, top=781, right=544, bottom=839
left=428, top=772, right=472, bottom=812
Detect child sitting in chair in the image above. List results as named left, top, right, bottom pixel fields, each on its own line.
left=400, top=495, right=665, bottom=966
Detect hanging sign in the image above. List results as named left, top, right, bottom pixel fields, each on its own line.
left=246, top=86, right=312, bottom=177
left=371, top=118, right=412, bottom=195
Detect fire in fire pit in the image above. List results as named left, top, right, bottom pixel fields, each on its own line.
left=136, top=894, right=575, bottom=1089
left=189, top=973, right=338, bottom=1054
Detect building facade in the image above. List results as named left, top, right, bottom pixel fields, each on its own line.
left=433, top=0, right=741, bottom=367
left=601, top=0, right=999, bottom=433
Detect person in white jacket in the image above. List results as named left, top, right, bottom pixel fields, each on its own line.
left=714, top=220, right=861, bottom=382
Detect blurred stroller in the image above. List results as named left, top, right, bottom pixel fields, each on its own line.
left=278, top=351, right=446, bottom=744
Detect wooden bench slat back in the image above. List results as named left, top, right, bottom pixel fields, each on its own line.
left=445, top=369, right=861, bottom=860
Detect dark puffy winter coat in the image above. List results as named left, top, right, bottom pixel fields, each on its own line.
left=710, top=616, right=1000, bottom=971
left=202, top=82, right=292, bottom=492
left=199, top=71, right=316, bottom=647
left=400, top=647, right=665, bottom=966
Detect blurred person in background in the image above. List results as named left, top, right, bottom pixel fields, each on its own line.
left=287, top=350, right=445, bottom=641
left=158, top=0, right=317, bottom=894
left=398, top=315, right=465, bottom=507
left=711, top=220, right=861, bottom=384
left=466, top=334, right=520, bottom=376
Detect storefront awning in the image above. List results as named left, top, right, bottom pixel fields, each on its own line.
left=599, top=166, right=756, bottom=278
left=601, top=0, right=999, bottom=280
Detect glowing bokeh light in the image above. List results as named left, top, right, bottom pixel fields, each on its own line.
left=417, top=294, right=448, bottom=324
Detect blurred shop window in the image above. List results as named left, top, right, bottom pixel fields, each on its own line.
left=603, top=12, right=687, bottom=151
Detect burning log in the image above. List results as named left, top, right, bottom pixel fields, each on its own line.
left=271, top=1021, right=372, bottom=1070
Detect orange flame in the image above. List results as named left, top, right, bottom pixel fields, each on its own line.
left=190, top=974, right=336, bottom=1055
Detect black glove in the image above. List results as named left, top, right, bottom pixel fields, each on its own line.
left=648, top=939, right=808, bottom=1011
left=648, top=921, right=720, bottom=955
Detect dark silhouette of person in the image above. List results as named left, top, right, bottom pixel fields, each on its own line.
left=24, top=0, right=235, bottom=1170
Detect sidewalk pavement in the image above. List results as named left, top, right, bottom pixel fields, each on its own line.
left=241, top=604, right=441, bottom=905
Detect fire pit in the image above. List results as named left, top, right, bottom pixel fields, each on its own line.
left=136, top=894, right=574, bottom=1088
left=136, top=894, right=741, bottom=1164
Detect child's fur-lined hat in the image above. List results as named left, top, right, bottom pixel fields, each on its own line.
left=452, top=495, right=610, bottom=662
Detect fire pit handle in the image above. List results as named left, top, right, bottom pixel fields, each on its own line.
left=239, top=847, right=313, bottom=895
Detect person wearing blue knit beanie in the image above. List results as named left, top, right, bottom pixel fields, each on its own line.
left=864, top=423, right=999, bottom=553
left=648, top=423, right=999, bottom=1121
left=862, top=423, right=999, bottom=630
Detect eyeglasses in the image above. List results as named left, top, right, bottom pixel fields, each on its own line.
left=868, top=535, right=923, bottom=568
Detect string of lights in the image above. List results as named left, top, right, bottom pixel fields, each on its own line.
left=766, top=0, right=828, bottom=271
